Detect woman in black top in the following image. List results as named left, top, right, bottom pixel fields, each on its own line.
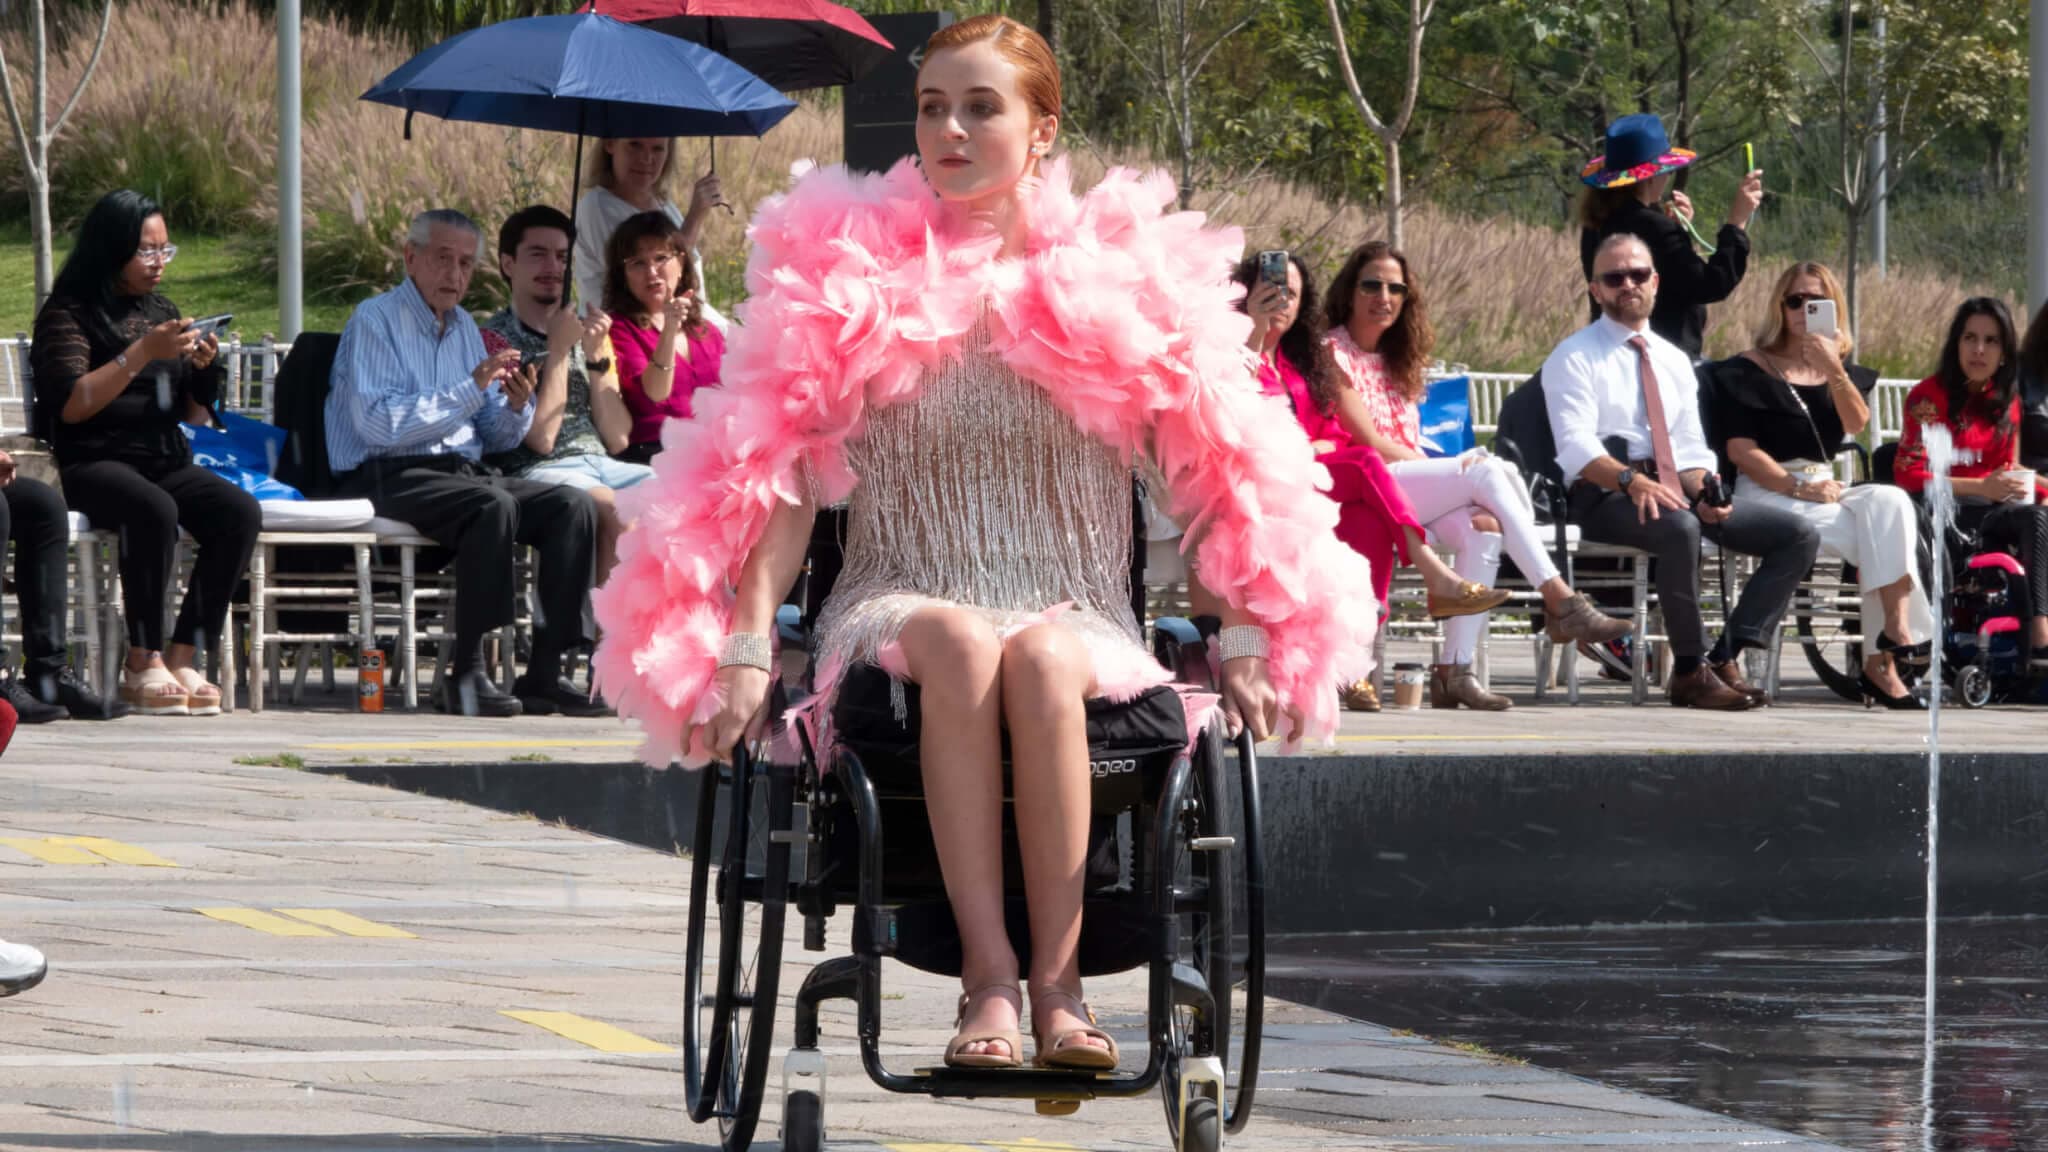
left=1578, top=114, right=1763, bottom=359
left=1702, top=261, right=1931, bottom=707
left=2017, top=305, right=2048, bottom=473
left=29, top=189, right=261, bottom=716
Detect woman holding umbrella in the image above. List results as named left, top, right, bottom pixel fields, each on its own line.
left=572, top=137, right=729, bottom=328
left=594, top=15, right=1376, bottom=1071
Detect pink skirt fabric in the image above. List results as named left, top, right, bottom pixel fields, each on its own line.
left=1319, top=445, right=1421, bottom=607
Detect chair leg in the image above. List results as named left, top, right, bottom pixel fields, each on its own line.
left=1631, top=557, right=1650, bottom=706
left=247, top=544, right=268, bottom=714
left=401, top=545, right=419, bottom=711
left=79, top=539, right=102, bottom=699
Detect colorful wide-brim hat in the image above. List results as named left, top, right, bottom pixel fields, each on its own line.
left=1581, top=113, right=1696, bottom=189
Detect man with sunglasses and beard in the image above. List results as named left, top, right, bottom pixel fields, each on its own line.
left=1542, top=234, right=1818, bottom=710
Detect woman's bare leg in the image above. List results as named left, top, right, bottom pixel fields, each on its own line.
left=1001, top=623, right=1109, bottom=1055
left=897, top=606, right=1015, bottom=1059
left=589, top=486, right=623, bottom=586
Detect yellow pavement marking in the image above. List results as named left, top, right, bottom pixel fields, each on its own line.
left=1, top=837, right=106, bottom=865
left=298, top=739, right=640, bottom=751
left=884, top=1145, right=992, bottom=1152
left=197, top=908, right=336, bottom=937
left=57, top=837, right=179, bottom=867
left=500, top=1010, right=674, bottom=1054
left=274, top=909, right=416, bottom=938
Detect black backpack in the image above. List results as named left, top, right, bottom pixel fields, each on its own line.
left=271, top=333, right=342, bottom=499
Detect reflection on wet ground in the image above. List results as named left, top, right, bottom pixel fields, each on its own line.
left=1271, top=918, right=2048, bottom=1151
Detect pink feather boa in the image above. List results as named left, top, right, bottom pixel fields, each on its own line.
left=592, top=157, right=1379, bottom=767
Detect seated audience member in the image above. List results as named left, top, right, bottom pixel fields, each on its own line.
left=0, top=447, right=128, bottom=722
left=483, top=205, right=649, bottom=583
left=1703, top=262, right=1932, bottom=708
left=30, top=189, right=258, bottom=717
left=326, top=208, right=604, bottom=718
left=1231, top=252, right=1509, bottom=712
left=2016, top=301, right=2048, bottom=475
left=1894, top=298, right=2048, bottom=662
left=1543, top=233, right=1818, bottom=710
left=604, top=212, right=726, bottom=465
left=1319, top=242, right=1631, bottom=710
left=571, top=136, right=728, bottom=329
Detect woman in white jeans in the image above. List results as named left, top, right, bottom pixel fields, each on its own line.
left=1704, top=261, right=1932, bottom=708
left=1326, top=241, right=1630, bottom=709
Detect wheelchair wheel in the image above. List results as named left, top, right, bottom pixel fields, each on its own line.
left=780, top=1089, right=822, bottom=1152
left=682, top=763, right=725, bottom=1122
left=1796, top=563, right=1864, bottom=702
left=1958, top=664, right=1994, bottom=708
left=696, top=749, right=794, bottom=1152
left=1164, top=726, right=1265, bottom=1143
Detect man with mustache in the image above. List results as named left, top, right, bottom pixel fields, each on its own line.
left=1543, top=233, right=1818, bottom=710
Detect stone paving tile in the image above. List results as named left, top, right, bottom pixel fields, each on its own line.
left=0, top=710, right=1857, bottom=1152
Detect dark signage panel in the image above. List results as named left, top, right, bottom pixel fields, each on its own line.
left=844, top=12, right=955, bottom=175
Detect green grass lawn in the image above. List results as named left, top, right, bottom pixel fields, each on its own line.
left=0, top=229, right=356, bottom=343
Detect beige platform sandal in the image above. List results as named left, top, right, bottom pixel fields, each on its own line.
left=168, top=666, right=223, bottom=716
left=943, top=983, right=1023, bottom=1069
left=120, top=665, right=189, bottom=716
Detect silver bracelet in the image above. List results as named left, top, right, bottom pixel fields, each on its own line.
left=1215, top=625, right=1271, bottom=664
left=716, top=632, right=772, bottom=672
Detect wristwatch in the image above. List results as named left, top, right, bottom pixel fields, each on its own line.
left=1787, top=472, right=1808, bottom=495
left=1615, top=466, right=1636, bottom=493
left=585, top=356, right=613, bottom=375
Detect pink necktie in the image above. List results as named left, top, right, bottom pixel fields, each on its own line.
left=1629, top=335, right=1682, bottom=496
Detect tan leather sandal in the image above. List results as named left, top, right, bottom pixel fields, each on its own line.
left=944, top=983, right=1023, bottom=1069
left=120, top=666, right=189, bottom=717
left=167, top=666, right=223, bottom=717
left=1030, top=984, right=1120, bottom=1071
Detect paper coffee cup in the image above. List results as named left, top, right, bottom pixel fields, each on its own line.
left=2005, top=469, right=2037, bottom=505
left=1392, top=663, right=1427, bottom=710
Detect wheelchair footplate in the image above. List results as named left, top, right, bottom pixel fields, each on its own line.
left=907, top=1063, right=1118, bottom=1114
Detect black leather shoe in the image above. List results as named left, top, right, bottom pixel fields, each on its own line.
left=35, top=666, right=130, bottom=721
left=2, top=676, right=66, bottom=724
left=512, top=674, right=611, bottom=718
left=439, top=669, right=523, bottom=718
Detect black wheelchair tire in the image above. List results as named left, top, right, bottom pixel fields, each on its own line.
left=1958, top=664, right=1994, bottom=709
left=780, top=1088, right=823, bottom=1152
left=682, top=761, right=725, bottom=1123
left=1224, top=728, right=1266, bottom=1133
left=1795, top=563, right=1865, bottom=703
left=711, top=752, right=793, bottom=1152
left=1179, top=1096, right=1222, bottom=1152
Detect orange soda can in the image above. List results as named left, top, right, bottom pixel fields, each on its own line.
left=359, top=647, right=386, bottom=713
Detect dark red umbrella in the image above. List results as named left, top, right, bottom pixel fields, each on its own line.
left=592, top=0, right=893, bottom=92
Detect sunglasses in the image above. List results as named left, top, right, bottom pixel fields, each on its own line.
left=1357, top=278, right=1409, bottom=298
left=1597, top=267, right=1653, bottom=289
left=1783, top=293, right=1825, bottom=311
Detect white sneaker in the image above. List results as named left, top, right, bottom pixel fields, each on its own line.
left=0, top=938, right=47, bottom=997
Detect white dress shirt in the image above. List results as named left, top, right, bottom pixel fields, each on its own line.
left=1540, top=315, right=1716, bottom=486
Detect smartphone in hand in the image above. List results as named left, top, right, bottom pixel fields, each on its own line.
left=1257, top=250, right=1290, bottom=289
left=184, top=313, right=234, bottom=342
left=1804, top=298, right=1838, bottom=340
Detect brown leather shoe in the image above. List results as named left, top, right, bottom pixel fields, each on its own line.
left=1426, top=581, right=1513, bottom=620
left=1710, top=660, right=1771, bottom=706
left=1668, top=665, right=1753, bottom=710
left=1430, top=664, right=1511, bottom=711
left=1340, top=679, right=1381, bottom=712
left=1546, top=592, right=1633, bottom=646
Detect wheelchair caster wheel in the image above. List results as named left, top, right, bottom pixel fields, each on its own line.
left=1178, top=1096, right=1221, bottom=1152
left=1035, top=1098, right=1081, bottom=1116
left=782, top=1089, right=823, bottom=1152
left=1958, top=665, right=1993, bottom=708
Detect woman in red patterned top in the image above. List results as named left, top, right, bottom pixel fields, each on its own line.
left=1894, top=297, right=2048, bottom=656
left=1232, top=253, right=1508, bottom=709
left=1323, top=241, right=1629, bottom=709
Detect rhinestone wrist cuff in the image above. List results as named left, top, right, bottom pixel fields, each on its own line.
left=716, top=632, right=772, bottom=672
left=1216, top=625, right=1271, bottom=664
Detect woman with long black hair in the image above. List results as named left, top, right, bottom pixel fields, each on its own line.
left=29, top=189, right=261, bottom=716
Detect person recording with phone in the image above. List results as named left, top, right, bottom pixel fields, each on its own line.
left=1702, top=262, right=1931, bottom=708
left=1578, top=114, right=1762, bottom=360
left=1894, top=298, right=2048, bottom=664
left=603, top=211, right=726, bottom=465
left=29, top=189, right=258, bottom=717
left=483, top=206, right=649, bottom=591
left=1544, top=234, right=1818, bottom=710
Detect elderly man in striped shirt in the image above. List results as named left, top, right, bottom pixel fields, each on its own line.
left=326, top=209, right=604, bottom=719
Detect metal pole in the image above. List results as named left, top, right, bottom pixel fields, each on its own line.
left=1870, top=12, right=1886, bottom=280
left=2032, top=0, right=2048, bottom=314
left=278, top=0, right=304, bottom=341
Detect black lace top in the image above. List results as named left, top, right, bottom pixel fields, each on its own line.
left=29, top=291, right=225, bottom=468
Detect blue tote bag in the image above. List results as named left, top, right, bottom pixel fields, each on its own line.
left=1417, top=375, right=1476, bottom=458
left=183, top=410, right=303, bottom=501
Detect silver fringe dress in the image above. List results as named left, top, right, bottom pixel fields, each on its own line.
left=810, top=323, right=1154, bottom=697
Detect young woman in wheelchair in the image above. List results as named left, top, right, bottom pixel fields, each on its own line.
left=592, top=16, right=1376, bottom=1076
left=1702, top=262, right=1932, bottom=708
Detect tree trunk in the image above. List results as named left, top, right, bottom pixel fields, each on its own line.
left=1843, top=202, right=1863, bottom=339
left=1383, top=134, right=1403, bottom=248
left=1037, top=0, right=1058, bottom=56
left=30, top=0, right=52, bottom=308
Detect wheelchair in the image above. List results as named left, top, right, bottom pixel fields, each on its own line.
left=681, top=660, right=1268, bottom=1152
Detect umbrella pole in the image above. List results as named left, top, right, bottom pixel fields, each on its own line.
left=569, top=105, right=587, bottom=307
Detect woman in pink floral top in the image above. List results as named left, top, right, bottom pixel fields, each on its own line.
left=1232, top=253, right=1508, bottom=709
left=1324, top=242, right=1628, bottom=710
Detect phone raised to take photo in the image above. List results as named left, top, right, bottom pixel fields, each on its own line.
left=1805, top=298, right=1838, bottom=340
left=1257, top=249, right=1290, bottom=289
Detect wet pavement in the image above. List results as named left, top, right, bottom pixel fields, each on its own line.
left=1272, top=918, right=2048, bottom=1151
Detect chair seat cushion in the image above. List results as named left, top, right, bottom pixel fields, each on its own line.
left=259, top=498, right=376, bottom=532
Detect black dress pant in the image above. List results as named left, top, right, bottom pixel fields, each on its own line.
left=339, top=456, right=596, bottom=668
left=1569, top=482, right=1820, bottom=662
left=1, top=478, right=73, bottom=682
left=60, top=457, right=261, bottom=654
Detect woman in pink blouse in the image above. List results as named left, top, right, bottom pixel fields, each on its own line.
left=1322, top=241, right=1628, bottom=710
left=603, top=211, right=726, bottom=464
left=1233, top=252, right=1508, bottom=709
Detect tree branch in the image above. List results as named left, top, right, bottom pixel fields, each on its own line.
left=0, top=45, right=38, bottom=183
left=1321, top=0, right=1389, bottom=136
left=50, top=0, right=113, bottom=139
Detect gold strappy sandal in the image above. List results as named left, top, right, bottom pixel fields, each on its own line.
left=943, top=983, right=1023, bottom=1069
left=1030, top=984, right=1120, bottom=1072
